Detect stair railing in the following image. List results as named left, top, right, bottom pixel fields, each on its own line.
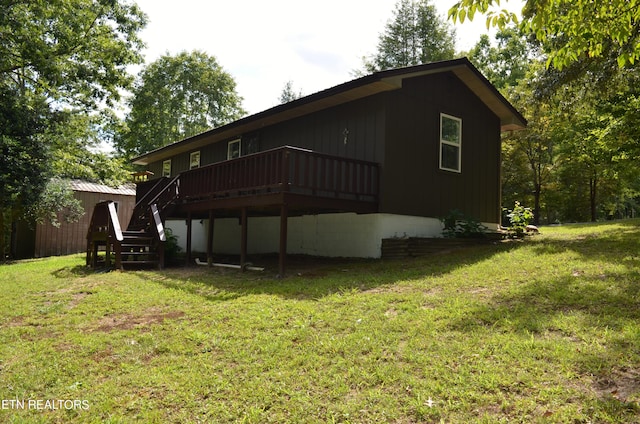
left=86, top=201, right=123, bottom=269
left=128, top=175, right=180, bottom=231
left=150, top=204, right=166, bottom=269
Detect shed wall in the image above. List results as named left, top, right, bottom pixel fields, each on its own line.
left=34, top=191, right=135, bottom=257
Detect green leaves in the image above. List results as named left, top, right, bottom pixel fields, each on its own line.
left=116, top=51, right=246, bottom=158
left=0, top=0, right=146, bottom=258
left=362, top=0, right=456, bottom=73
left=449, top=0, right=640, bottom=70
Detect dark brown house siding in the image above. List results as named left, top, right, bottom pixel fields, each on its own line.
left=380, top=71, right=501, bottom=223
left=146, top=96, right=388, bottom=177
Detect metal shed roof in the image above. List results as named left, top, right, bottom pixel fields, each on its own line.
left=69, top=180, right=136, bottom=196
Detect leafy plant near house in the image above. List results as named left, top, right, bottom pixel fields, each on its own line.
left=164, top=228, right=181, bottom=265
left=441, top=209, right=488, bottom=238
left=504, top=201, right=534, bottom=238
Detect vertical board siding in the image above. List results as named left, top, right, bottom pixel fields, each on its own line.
left=380, top=71, right=501, bottom=224
left=34, top=191, right=135, bottom=257
left=145, top=96, right=387, bottom=178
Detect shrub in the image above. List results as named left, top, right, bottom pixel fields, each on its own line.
left=441, top=209, right=488, bottom=239
left=504, top=201, right=534, bottom=238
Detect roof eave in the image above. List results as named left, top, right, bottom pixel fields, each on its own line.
left=132, top=58, right=527, bottom=166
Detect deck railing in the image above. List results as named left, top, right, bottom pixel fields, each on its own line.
left=179, top=146, right=379, bottom=203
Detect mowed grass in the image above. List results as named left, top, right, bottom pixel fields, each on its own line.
left=0, top=220, right=639, bottom=423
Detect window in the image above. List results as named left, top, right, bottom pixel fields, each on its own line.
left=189, top=151, right=201, bottom=169
left=227, top=139, right=241, bottom=159
left=439, top=114, right=462, bottom=173
left=162, top=159, right=172, bottom=177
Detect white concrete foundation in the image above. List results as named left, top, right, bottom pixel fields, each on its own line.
left=166, top=213, right=474, bottom=258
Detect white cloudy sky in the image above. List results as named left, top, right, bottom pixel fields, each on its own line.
left=132, top=0, right=524, bottom=115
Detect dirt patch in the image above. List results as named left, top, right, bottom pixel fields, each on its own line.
left=5, top=316, right=25, bottom=328
left=93, top=309, right=186, bottom=332
left=594, top=368, right=640, bottom=403
left=67, top=291, right=93, bottom=309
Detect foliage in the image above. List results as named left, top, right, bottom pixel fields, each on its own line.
left=27, top=179, right=84, bottom=228
left=0, top=0, right=146, bottom=108
left=449, top=0, right=640, bottom=70
left=116, top=51, right=246, bottom=158
left=164, top=227, right=182, bottom=266
left=361, top=0, right=456, bottom=73
left=441, top=209, right=488, bottom=238
left=504, top=201, right=534, bottom=237
left=279, top=81, right=303, bottom=104
left=48, top=112, right=133, bottom=187
left=1, top=220, right=640, bottom=422
left=465, top=26, right=537, bottom=90
left=0, top=0, right=146, bottom=259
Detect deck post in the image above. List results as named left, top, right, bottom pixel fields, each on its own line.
left=279, top=204, right=288, bottom=278
left=207, top=210, right=214, bottom=267
left=186, top=213, right=192, bottom=266
left=240, top=207, right=248, bottom=271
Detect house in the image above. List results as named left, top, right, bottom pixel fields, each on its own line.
left=88, top=58, right=526, bottom=275
left=15, top=180, right=135, bottom=259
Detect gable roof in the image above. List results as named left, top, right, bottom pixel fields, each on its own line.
left=132, top=57, right=527, bottom=166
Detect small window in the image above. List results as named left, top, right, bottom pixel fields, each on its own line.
left=439, top=114, right=462, bottom=173
left=190, top=151, right=201, bottom=169
left=227, top=139, right=241, bottom=160
left=162, top=159, right=172, bottom=177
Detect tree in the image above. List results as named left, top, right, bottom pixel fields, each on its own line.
left=466, top=26, right=536, bottom=90
left=449, top=0, right=640, bottom=70
left=116, top=51, right=246, bottom=158
left=279, top=81, right=303, bottom=104
left=48, top=112, right=133, bottom=187
left=361, top=0, right=456, bottom=73
left=0, top=0, right=146, bottom=259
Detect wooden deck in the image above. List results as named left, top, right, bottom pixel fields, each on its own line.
left=176, top=145, right=379, bottom=217
left=132, top=146, right=380, bottom=276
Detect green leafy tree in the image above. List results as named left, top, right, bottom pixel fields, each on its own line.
left=49, top=112, right=132, bottom=187
left=466, top=26, right=535, bottom=90
left=449, top=0, right=640, bottom=70
left=361, top=0, right=456, bottom=73
left=28, top=179, right=84, bottom=229
left=0, top=0, right=146, bottom=259
left=116, top=51, right=246, bottom=158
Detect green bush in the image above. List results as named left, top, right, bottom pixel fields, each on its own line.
left=440, top=209, right=488, bottom=239
left=504, top=201, right=534, bottom=238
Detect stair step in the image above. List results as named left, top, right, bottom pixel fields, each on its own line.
left=123, top=231, right=152, bottom=237
left=121, top=260, right=159, bottom=265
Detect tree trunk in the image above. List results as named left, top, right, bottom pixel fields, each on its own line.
left=533, top=183, right=542, bottom=226
left=590, top=174, right=597, bottom=222
left=0, top=209, right=5, bottom=261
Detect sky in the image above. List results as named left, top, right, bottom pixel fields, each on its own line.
left=132, top=0, right=524, bottom=115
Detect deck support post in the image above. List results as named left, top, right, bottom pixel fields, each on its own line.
left=240, top=207, right=248, bottom=271
left=207, top=210, right=214, bottom=267
left=186, top=212, right=192, bottom=266
left=278, top=204, right=288, bottom=278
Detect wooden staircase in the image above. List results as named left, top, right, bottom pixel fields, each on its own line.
left=86, top=177, right=179, bottom=270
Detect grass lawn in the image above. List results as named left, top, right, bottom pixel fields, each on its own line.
left=0, top=220, right=639, bottom=423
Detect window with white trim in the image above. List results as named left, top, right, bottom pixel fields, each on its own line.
left=439, top=113, right=462, bottom=173
left=227, top=139, right=241, bottom=159
left=189, top=151, right=201, bottom=169
left=162, top=159, right=172, bottom=177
